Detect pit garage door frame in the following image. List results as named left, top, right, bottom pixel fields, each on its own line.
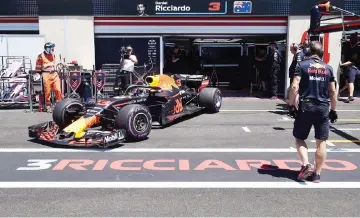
left=94, top=16, right=288, bottom=35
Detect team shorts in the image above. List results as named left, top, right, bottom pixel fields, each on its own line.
left=293, top=101, right=330, bottom=140
left=348, top=67, right=360, bottom=83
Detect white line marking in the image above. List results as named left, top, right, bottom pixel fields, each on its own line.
left=0, top=148, right=359, bottom=153
left=242, top=127, right=251, bottom=132
left=0, top=182, right=359, bottom=188
left=280, top=119, right=360, bottom=122
left=282, top=117, right=290, bottom=120
left=326, top=141, right=336, bottom=147
left=220, top=109, right=360, bottom=112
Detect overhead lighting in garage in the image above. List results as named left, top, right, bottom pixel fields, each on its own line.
left=193, top=38, right=242, bottom=43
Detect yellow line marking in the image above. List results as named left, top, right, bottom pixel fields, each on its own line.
left=327, top=140, right=360, bottom=143
left=336, top=119, right=360, bottom=122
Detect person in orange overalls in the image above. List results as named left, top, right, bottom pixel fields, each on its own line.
left=35, top=42, right=63, bottom=112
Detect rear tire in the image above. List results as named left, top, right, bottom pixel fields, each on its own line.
left=53, top=98, right=84, bottom=129
left=115, top=104, right=152, bottom=141
left=199, top=88, right=222, bottom=113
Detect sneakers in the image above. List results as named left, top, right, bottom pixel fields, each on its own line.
left=344, top=97, right=355, bottom=103
left=271, top=96, right=278, bottom=100
left=297, top=164, right=313, bottom=180
left=311, top=173, right=321, bottom=183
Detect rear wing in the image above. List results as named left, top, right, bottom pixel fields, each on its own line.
left=308, top=1, right=360, bottom=35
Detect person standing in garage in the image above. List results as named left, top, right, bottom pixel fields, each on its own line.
left=255, top=49, right=269, bottom=96
left=35, top=42, right=63, bottom=113
left=288, top=41, right=338, bottom=183
left=268, top=41, right=282, bottom=100
left=114, top=45, right=138, bottom=94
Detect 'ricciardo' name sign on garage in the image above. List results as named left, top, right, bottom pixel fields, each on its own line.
left=155, top=1, right=191, bottom=12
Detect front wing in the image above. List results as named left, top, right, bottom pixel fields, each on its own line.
left=28, top=121, right=126, bottom=148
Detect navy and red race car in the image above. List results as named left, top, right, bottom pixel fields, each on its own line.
left=28, top=73, right=222, bottom=148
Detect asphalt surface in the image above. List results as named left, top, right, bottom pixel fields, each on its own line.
left=1, top=97, right=360, bottom=217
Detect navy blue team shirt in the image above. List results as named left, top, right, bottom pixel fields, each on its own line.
left=294, top=57, right=335, bottom=103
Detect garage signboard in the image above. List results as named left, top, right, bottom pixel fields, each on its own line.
left=0, top=0, right=355, bottom=16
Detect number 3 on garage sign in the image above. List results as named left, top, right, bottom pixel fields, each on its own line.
left=209, top=2, right=221, bottom=11
left=174, top=98, right=183, bottom=114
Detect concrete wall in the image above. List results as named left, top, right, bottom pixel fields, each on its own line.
left=286, top=16, right=343, bottom=95
left=38, top=16, right=95, bottom=69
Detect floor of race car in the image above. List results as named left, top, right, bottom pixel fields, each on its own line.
left=0, top=97, right=360, bottom=216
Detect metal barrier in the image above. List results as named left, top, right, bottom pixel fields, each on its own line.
left=100, top=62, right=154, bottom=97
left=0, top=56, right=41, bottom=111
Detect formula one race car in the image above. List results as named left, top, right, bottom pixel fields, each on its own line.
left=28, top=74, right=222, bottom=148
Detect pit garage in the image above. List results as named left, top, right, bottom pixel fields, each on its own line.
left=94, top=16, right=288, bottom=96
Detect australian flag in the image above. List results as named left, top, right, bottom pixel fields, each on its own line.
left=233, top=1, right=252, bottom=13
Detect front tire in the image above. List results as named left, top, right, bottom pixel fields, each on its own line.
left=115, top=104, right=152, bottom=141
left=53, top=98, right=84, bottom=129
left=199, top=88, right=222, bottom=113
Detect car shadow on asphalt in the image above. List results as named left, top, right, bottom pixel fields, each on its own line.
left=257, top=164, right=311, bottom=183
left=267, top=103, right=290, bottom=116
left=330, top=126, right=360, bottom=146
left=27, top=138, right=126, bottom=150
left=151, top=111, right=204, bottom=130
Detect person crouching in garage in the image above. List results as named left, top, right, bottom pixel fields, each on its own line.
left=339, top=53, right=360, bottom=103
left=268, top=42, right=282, bottom=100
left=35, top=42, right=63, bottom=113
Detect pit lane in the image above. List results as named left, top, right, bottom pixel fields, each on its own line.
left=1, top=98, right=360, bottom=216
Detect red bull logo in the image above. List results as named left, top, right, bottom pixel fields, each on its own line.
left=309, top=63, right=326, bottom=69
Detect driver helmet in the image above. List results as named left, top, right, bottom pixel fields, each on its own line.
left=44, top=42, right=55, bottom=55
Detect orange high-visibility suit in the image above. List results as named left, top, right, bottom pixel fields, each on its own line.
left=35, top=52, right=63, bottom=106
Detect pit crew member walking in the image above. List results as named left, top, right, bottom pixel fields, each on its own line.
left=288, top=41, right=338, bottom=183
left=35, top=42, right=63, bottom=112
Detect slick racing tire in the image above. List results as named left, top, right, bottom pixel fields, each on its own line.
left=53, top=98, right=85, bottom=129
left=199, top=87, right=222, bottom=113
left=115, top=104, right=152, bottom=142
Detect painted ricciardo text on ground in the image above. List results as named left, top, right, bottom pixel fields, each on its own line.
left=16, top=159, right=358, bottom=171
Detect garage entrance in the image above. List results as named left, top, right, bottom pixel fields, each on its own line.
left=162, top=34, right=287, bottom=96
left=94, top=16, right=288, bottom=97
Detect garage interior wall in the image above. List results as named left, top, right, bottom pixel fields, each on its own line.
left=286, top=16, right=342, bottom=94
left=38, top=16, right=95, bottom=69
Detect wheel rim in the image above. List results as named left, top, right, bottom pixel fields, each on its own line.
left=214, top=91, right=222, bottom=108
left=132, top=113, right=149, bottom=133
